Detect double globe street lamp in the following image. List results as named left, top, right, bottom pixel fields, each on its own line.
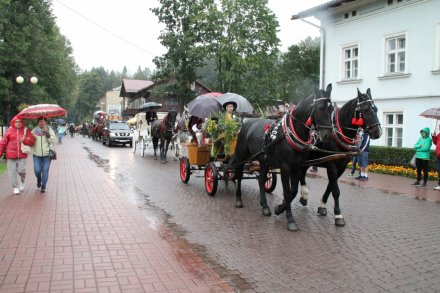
left=15, top=74, right=38, bottom=101
left=5, top=74, right=39, bottom=124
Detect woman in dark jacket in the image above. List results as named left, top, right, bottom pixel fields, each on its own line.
left=0, top=115, right=35, bottom=194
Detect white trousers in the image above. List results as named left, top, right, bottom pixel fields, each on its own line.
left=7, top=158, right=26, bottom=188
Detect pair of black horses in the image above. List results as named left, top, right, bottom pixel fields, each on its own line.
left=228, top=84, right=383, bottom=231
left=151, top=84, right=383, bottom=232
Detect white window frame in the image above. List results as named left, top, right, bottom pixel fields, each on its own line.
left=383, top=112, right=404, bottom=147
left=382, top=32, right=408, bottom=76
left=341, top=44, right=359, bottom=80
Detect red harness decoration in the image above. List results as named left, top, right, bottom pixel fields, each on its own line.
left=333, top=109, right=359, bottom=150
left=281, top=105, right=312, bottom=152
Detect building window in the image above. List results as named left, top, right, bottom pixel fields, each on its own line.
left=386, top=35, right=406, bottom=74
left=384, top=112, right=403, bottom=147
left=343, top=45, right=359, bottom=79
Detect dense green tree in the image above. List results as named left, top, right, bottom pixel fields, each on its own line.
left=279, top=37, right=321, bottom=104
left=0, top=0, right=77, bottom=124
left=74, top=70, right=105, bottom=122
left=151, top=0, right=218, bottom=108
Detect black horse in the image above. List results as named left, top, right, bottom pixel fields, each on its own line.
left=151, top=110, right=178, bottom=163
left=298, top=88, right=382, bottom=226
left=230, top=84, right=334, bottom=231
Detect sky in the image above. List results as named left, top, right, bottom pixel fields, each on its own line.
left=51, top=0, right=328, bottom=74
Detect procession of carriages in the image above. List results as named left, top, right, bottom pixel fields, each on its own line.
left=91, top=85, right=383, bottom=231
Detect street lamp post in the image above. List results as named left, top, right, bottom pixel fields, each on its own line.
left=15, top=74, right=38, bottom=101
left=4, top=74, right=39, bottom=124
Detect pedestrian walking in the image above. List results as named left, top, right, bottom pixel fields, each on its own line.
left=0, top=115, right=35, bottom=195
left=431, top=127, right=440, bottom=190
left=411, top=127, right=432, bottom=188
left=57, top=123, right=66, bottom=143
left=356, top=133, right=370, bottom=181
left=31, top=116, right=56, bottom=193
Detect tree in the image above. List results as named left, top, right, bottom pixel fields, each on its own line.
left=151, top=0, right=218, bottom=108
left=74, top=70, right=105, bottom=122
left=0, top=0, right=77, bottom=124
left=211, top=0, right=280, bottom=107
left=278, top=37, right=321, bottom=104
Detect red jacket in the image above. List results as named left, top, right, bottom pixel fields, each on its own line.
left=432, top=133, right=440, bottom=158
left=0, top=116, right=36, bottom=159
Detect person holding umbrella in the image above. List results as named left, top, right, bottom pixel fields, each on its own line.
left=0, top=115, right=36, bottom=195
left=432, top=125, right=440, bottom=190
left=31, top=116, right=56, bottom=193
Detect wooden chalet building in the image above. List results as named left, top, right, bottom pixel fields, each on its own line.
left=120, top=78, right=213, bottom=119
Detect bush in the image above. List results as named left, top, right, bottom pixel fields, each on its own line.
left=369, top=146, right=436, bottom=171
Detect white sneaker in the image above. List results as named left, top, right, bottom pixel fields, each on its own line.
left=434, top=186, right=440, bottom=190
left=19, top=180, right=25, bottom=191
left=13, top=188, right=20, bottom=195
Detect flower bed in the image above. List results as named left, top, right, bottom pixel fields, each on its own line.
left=348, top=162, right=438, bottom=180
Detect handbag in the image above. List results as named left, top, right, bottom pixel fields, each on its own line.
left=409, top=154, right=416, bottom=168
left=20, top=128, right=32, bottom=154
left=49, top=149, right=57, bottom=160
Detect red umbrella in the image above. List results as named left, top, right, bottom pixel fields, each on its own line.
left=18, top=104, right=67, bottom=119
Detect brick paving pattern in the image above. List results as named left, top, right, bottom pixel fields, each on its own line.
left=1, top=137, right=440, bottom=293
left=0, top=140, right=233, bottom=292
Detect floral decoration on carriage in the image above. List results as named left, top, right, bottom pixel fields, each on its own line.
left=205, top=111, right=240, bottom=157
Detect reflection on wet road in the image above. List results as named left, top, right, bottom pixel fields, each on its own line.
left=83, top=144, right=249, bottom=291
left=82, top=139, right=440, bottom=293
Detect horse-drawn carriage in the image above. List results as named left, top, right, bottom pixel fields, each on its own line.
left=132, top=112, right=151, bottom=157
left=179, top=138, right=278, bottom=196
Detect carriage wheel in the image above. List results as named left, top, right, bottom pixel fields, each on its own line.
left=132, top=138, right=137, bottom=153
left=141, top=138, right=145, bottom=157
left=179, top=157, right=191, bottom=183
left=205, top=163, right=218, bottom=196
left=264, top=172, right=277, bottom=193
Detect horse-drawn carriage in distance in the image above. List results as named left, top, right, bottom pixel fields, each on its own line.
left=132, top=102, right=163, bottom=157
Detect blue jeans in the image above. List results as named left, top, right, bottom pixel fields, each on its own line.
left=58, top=133, right=63, bottom=143
left=33, top=155, right=52, bottom=189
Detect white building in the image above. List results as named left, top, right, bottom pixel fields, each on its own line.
left=293, top=0, right=440, bottom=147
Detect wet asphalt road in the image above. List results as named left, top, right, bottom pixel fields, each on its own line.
left=80, top=137, right=440, bottom=293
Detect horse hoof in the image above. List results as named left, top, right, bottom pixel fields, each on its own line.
left=235, top=200, right=243, bottom=208
left=299, top=198, right=308, bottom=206
left=274, top=205, right=285, bottom=216
left=287, top=222, right=298, bottom=231
left=317, top=207, right=327, bottom=216
left=335, top=218, right=345, bottom=227
left=262, top=207, right=271, bottom=217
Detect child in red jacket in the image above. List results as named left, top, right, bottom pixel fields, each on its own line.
left=0, top=115, right=35, bottom=194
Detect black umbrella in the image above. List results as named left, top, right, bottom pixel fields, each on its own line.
left=216, top=93, right=254, bottom=113
left=140, top=101, right=162, bottom=110
left=187, top=94, right=222, bottom=119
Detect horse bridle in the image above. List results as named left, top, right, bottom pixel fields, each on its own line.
left=332, top=97, right=380, bottom=150
left=356, top=98, right=381, bottom=132
left=282, top=95, right=332, bottom=152
left=160, top=114, right=176, bottom=132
